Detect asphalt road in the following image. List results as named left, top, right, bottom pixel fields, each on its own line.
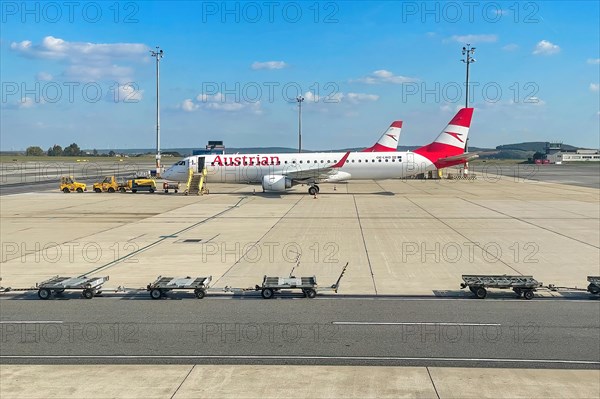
left=1, top=295, right=598, bottom=369
left=0, top=161, right=156, bottom=195
left=470, top=163, right=600, bottom=189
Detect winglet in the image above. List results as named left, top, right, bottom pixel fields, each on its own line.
left=332, top=151, right=351, bottom=168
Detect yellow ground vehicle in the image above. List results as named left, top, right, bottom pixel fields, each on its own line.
left=93, top=176, right=126, bottom=193
left=125, top=178, right=156, bottom=193
left=59, top=176, right=86, bottom=193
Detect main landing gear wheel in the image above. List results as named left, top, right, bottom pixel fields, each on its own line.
left=308, top=186, right=318, bottom=196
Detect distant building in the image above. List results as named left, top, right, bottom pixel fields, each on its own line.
left=547, top=149, right=600, bottom=163
left=193, top=140, right=225, bottom=156
left=545, top=141, right=563, bottom=155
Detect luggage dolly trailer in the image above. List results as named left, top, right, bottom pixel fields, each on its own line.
left=163, top=182, right=179, bottom=193
left=256, top=262, right=349, bottom=299
left=36, top=276, right=109, bottom=299
left=147, top=276, right=212, bottom=299
left=461, top=275, right=542, bottom=300
left=546, top=276, right=600, bottom=297
left=587, top=276, right=600, bottom=295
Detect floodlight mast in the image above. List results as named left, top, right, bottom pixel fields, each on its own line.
left=461, top=44, right=476, bottom=175
left=461, top=44, right=476, bottom=109
left=296, top=95, right=304, bottom=153
left=150, top=47, right=164, bottom=175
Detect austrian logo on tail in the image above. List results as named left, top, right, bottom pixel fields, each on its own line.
left=444, top=131, right=464, bottom=143
left=362, top=120, right=402, bottom=152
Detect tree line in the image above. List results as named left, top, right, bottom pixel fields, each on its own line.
left=25, top=143, right=116, bottom=157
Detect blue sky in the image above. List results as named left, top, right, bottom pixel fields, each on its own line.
left=1, top=1, right=599, bottom=151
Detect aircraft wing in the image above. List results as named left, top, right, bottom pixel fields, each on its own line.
left=281, top=151, right=351, bottom=181
left=436, top=152, right=479, bottom=167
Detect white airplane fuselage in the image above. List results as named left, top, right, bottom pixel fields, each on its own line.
left=162, top=151, right=435, bottom=186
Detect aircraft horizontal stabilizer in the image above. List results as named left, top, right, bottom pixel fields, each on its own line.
left=435, top=153, right=479, bottom=167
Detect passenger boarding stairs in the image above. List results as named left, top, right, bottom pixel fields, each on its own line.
left=185, top=168, right=208, bottom=195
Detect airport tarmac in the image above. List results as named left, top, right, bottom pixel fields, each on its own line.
left=1, top=170, right=598, bottom=295
left=0, top=160, right=156, bottom=195
left=1, top=165, right=599, bottom=398
left=468, top=162, right=600, bottom=189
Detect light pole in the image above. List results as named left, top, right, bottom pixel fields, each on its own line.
left=150, top=46, right=164, bottom=175
left=461, top=44, right=476, bottom=109
left=461, top=44, right=475, bottom=175
left=296, top=95, right=304, bottom=153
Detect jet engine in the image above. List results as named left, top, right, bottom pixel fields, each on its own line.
left=262, top=175, right=293, bottom=192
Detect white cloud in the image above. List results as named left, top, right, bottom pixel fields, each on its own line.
left=181, top=99, right=199, bottom=112
left=11, top=36, right=149, bottom=83
left=302, top=91, right=378, bottom=105
left=445, top=34, right=498, bottom=44
left=533, top=40, right=560, bottom=55
left=345, top=92, right=379, bottom=104
left=19, top=97, right=36, bottom=109
left=590, top=83, right=600, bottom=92
left=354, top=69, right=418, bottom=84
left=588, top=58, right=600, bottom=65
left=502, top=44, right=519, bottom=52
left=36, top=71, right=53, bottom=81
left=440, top=103, right=453, bottom=112
left=2, top=96, right=41, bottom=110
left=525, top=97, right=546, bottom=106
left=64, top=64, right=135, bottom=83
left=251, top=61, right=288, bottom=70
left=179, top=92, right=262, bottom=114
left=11, top=36, right=148, bottom=62
left=114, top=84, right=143, bottom=102
left=303, top=91, right=320, bottom=102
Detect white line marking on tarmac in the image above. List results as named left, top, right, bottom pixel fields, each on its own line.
left=0, top=321, right=63, bottom=324
left=333, top=322, right=501, bottom=326
left=0, top=355, right=598, bottom=365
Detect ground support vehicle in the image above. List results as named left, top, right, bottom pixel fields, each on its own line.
left=59, top=176, right=86, bottom=193
left=256, top=262, right=349, bottom=299
left=587, top=276, right=600, bottom=295
left=35, top=276, right=109, bottom=299
left=146, top=276, right=212, bottom=299
left=93, top=176, right=127, bottom=193
left=125, top=178, right=156, bottom=193
left=461, top=275, right=542, bottom=299
left=163, top=182, right=180, bottom=193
